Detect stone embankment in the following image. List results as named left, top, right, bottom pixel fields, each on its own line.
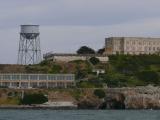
left=104, top=86, right=160, bottom=109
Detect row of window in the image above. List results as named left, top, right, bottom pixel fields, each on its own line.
left=126, top=40, right=160, bottom=46
left=0, top=74, right=74, bottom=81
left=125, top=46, right=160, bottom=51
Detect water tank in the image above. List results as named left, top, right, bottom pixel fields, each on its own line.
left=21, top=25, right=39, bottom=33
left=20, top=25, right=39, bottom=39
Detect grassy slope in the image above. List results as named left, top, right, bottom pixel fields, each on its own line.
left=0, top=55, right=159, bottom=88
left=105, top=55, right=160, bottom=87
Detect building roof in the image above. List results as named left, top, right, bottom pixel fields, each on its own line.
left=106, top=37, right=160, bottom=40
left=43, top=53, right=107, bottom=58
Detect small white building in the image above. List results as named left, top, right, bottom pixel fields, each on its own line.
left=92, top=69, right=105, bottom=75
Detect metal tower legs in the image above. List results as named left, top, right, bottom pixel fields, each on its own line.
left=18, top=35, right=41, bottom=65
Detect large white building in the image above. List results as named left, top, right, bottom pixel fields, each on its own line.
left=0, top=74, right=75, bottom=89
left=104, top=37, right=160, bottom=55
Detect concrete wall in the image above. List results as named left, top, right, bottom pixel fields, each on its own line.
left=44, top=54, right=109, bottom=63
left=54, top=56, right=86, bottom=62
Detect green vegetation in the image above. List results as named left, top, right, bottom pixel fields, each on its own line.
left=39, top=60, right=51, bottom=66
left=37, top=55, right=160, bottom=87
left=94, top=89, right=105, bottom=99
left=89, top=57, right=100, bottom=65
left=0, top=97, right=20, bottom=105
left=136, top=70, right=159, bottom=85
left=21, top=54, right=160, bottom=88
left=77, top=46, right=95, bottom=54
left=97, top=48, right=105, bottom=54
left=49, top=64, right=62, bottom=73
left=103, top=54, right=160, bottom=87
left=72, top=60, right=92, bottom=80
left=70, top=89, right=83, bottom=100
left=21, top=93, right=48, bottom=105
left=77, top=80, right=103, bottom=88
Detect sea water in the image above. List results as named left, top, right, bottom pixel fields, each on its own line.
left=0, top=109, right=160, bottom=120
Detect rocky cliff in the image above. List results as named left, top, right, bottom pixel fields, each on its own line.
left=105, top=86, right=160, bottom=109
left=75, top=86, right=160, bottom=109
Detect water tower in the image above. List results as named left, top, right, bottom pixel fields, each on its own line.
left=17, top=25, right=41, bottom=65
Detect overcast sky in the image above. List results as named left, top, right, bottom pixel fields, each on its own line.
left=0, top=0, right=160, bottom=64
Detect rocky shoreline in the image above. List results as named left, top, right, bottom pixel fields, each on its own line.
left=77, top=86, right=160, bottom=109
left=104, top=86, right=160, bottom=109
left=1, top=86, right=160, bottom=110
left=0, top=105, right=77, bottom=110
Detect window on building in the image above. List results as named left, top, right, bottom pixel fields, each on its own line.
left=12, top=75, right=20, bottom=80
left=126, top=46, right=130, bottom=50
left=132, top=47, right=135, bottom=51
left=145, top=46, right=148, bottom=51
left=132, top=41, right=135, bottom=45
left=21, top=75, right=29, bottom=80
left=154, top=42, right=156, bottom=45
left=153, top=47, right=155, bottom=51
left=3, top=75, right=11, bottom=80
left=39, top=75, right=47, bottom=80
left=48, top=75, right=56, bottom=80
left=30, top=75, right=38, bottom=80
left=143, top=41, right=145, bottom=45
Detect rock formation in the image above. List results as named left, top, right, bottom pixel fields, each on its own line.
left=105, top=85, right=160, bottom=109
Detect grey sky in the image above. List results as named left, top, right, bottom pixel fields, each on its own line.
left=0, top=0, right=160, bottom=63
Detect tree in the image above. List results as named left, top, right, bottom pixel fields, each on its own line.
left=77, top=46, right=95, bottom=54
left=94, top=89, right=105, bottom=99
left=97, top=48, right=105, bottom=54
left=75, top=64, right=87, bottom=80
left=21, top=93, right=48, bottom=105
left=137, top=70, right=160, bottom=85
left=103, top=73, right=129, bottom=87
left=39, top=60, right=50, bottom=66
left=89, top=57, right=100, bottom=65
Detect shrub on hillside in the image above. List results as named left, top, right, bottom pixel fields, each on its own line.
left=21, top=93, right=48, bottom=105
left=50, top=64, right=62, bottom=73
left=39, top=60, right=50, bottom=66
left=77, top=81, right=103, bottom=88
left=89, top=57, right=100, bottom=65
left=75, top=70, right=87, bottom=80
left=136, top=70, right=160, bottom=85
left=76, top=81, right=95, bottom=88
left=103, top=73, right=129, bottom=87
left=94, top=89, right=105, bottom=99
